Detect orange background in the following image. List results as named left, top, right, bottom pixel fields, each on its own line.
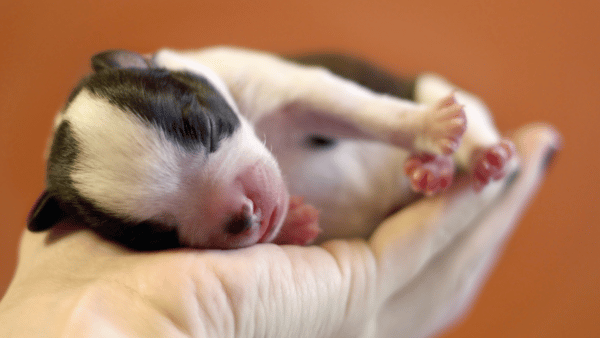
left=1, top=1, right=598, bottom=336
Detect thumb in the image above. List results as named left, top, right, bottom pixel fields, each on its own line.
left=376, top=123, right=562, bottom=338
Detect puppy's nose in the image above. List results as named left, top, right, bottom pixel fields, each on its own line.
left=225, top=213, right=252, bottom=234
left=224, top=204, right=260, bottom=235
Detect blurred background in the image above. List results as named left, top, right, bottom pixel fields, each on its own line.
left=1, top=0, right=598, bottom=336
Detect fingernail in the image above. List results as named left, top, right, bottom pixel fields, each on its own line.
left=533, top=125, right=563, bottom=173
left=504, top=168, right=520, bottom=188
left=541, top=147, right=559, bottom=172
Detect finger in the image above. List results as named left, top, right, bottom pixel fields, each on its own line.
left=370, top=164, right=508, bottom=300
left=160, top=241, right=377, bottom=338
left=369, top=123, right=560, bottom=304
left=376, top=123, right=562, bottom=338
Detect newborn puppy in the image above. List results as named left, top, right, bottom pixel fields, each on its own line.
left=27, top=48, right=514, bottom=249
left=28, top=50, right=319, bottom=250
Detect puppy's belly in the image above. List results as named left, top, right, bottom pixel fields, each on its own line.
left=275, top=140, right=417, bottom=242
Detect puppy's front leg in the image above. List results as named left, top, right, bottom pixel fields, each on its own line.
left=160, top=47, right=466, bottom=157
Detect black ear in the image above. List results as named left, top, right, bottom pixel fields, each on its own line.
left=91, top=49, right=153, bottom=72
left=27, top=191, right=66, bottom=232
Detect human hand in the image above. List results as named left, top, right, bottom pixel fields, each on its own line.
left=0, top=123, right=560, bottom=337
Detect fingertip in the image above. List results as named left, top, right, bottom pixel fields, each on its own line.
left=514, top=123, right=562, bottom=152
left=512, top=123, right=562, bottom=172
left=541, top=147, right=558, bottom=172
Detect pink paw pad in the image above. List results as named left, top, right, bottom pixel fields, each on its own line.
left=274, top=196, right=321, bottom=246
left=405, top=153, right=455, bottom=196
left=472, top=139, right=517, bottom=191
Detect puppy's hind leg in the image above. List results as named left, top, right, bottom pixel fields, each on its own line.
left=404, top=153, right=455, bottom=196
left=290, top=53, right=466, bottom=196
left=414, top=74, right=518, bottom=190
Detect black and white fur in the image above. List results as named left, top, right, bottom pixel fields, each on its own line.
left=28, top=47, right=514, bottom=249
left=29, top=50, right=290, bottom=250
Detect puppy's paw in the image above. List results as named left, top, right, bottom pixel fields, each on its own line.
left=420, top=94, right=467, bottom=155
left=273, top=196, right=321, bottom=246
left=472, top=139, right=517, bottom=191
left=404, top=153, right=455, bottom=196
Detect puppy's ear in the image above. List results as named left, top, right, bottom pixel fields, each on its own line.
left=91, top=49, right=153, bottom=72
left=27, top=191, right=66, bottom=232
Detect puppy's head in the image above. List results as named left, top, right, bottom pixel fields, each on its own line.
left=28, top=50, right=289, bottom=250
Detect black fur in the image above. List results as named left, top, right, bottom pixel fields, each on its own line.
left=27, top=122, right=80, bottom=232
left=29, top=121, right=180, bottom=250
left=72, top=68, right=240, bottom=152
left=28, top=66, right=242, bottom=250
left=29, top=51, right=419, bottom=251
left=92, top=49, right=154, bottom=72
left=73, top=195, right=181, bottom=251
left=289, top=53, right=416, bottom=100
left=27, top=192, right=65, bottom=231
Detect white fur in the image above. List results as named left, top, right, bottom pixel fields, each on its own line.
left=53, top=51, right=293, bottom=249
left=414, top=73, right=502, bottom=166
left=158, top=48, right=507, bottom=242
left=255, top=110, right=415, bottom=241
left=65, top=90, right=187, bottom=222
left=163, top=47, right=458, bottom=154
left=173, top=117, right=286, bottom=247
left=58, top=48, right=508, bottom=247
left=152, top=50, right=241, bottom=117
left=64, top=88, right=284, bottom=248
